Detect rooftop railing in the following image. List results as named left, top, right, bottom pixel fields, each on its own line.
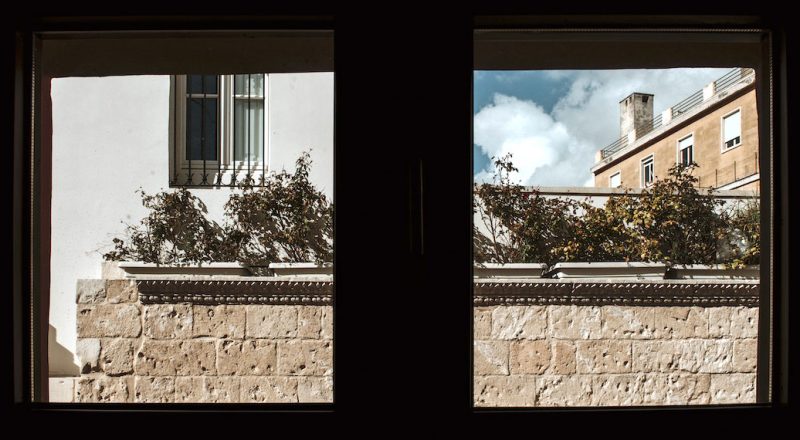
left=599, top=67, right=755, bottom=160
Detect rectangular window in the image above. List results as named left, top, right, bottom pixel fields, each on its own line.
left=173, top=74, right=268, bottom=186
left=185, top=75, right=219, bottom=161
left=609, top=172, right=621, bottom=188
left=641, top=155, right=654, bottom=186
left=723, top=109, right=742, bottom=150
left=233, top=74, right=265, bottom=163
left=678, top=134, right=694, bottom=166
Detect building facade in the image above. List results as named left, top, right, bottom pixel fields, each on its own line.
left=592, top=68, right=759, bottom=192
left=49, top=73, right=334, bottom=377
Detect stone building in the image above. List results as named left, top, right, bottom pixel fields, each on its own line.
left=591, top=68, right=759, bottom=191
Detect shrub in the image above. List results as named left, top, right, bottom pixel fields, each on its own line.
left=103, top=188, right=232, bottom=264
left=225, top=151, right=333, bottom=265
left=104, top=151, right=333, bottom=266
left=474, top=155, right=755, bottom=267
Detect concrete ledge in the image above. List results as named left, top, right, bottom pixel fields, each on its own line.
left=473, top=279, right=759, bottom=307
left=136, top=276, right=333, bottom=305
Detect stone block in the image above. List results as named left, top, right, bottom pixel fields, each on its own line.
left=321, top=306, right=333, bottom=340
left=246, top=305, right=298, bottom=338
left=698, top=340, right=734, bottom=373
left=642, top=373, right=711, bottom=405
left=535, top=375, right=593, bottom=406
left=474, top=307, right=492, bottom=339
left=708, top=307, right=732, bottom=338
left=474, top=340, right=509, bottom=375
left=550, top=340, right=577, bottom=374
left=601, top=306, right=655, bottom=339
left=732, top=339, right=758, bottom=373
left=101, top=261, right=127, bottom=279
left=297, top=306, right=323, bottom=339
left=730, top=307, right=759, bottom=338
left=592, top=374, right=645, bottom=406
left=241, top=377, right=298, bottom=403
left=175, top=377, right=240, bottom=403
left=653, top=307, right=708, bottom=339
left=134, top=377, right=175, bottom=403
left=298, top=376, right=334, bottom=403
left=76, top=279, right=106, bottom=304
left=576, top=340, right=632, bottom=373
left=217, top=339, right=277, bottom=375
left=75, top=377, right=130, bottom=403
left=99, top=338, right=136, bottom=376
left=135, top=340, right=216, bottom=376
left=632, top=341, right=677, bottom=373
left=49, top=378, right=75, bottom=403
left=491, top=306, right=547, bottom=340
left=509, top=340, right=550, bottom=375
left=474, top=375, right=536, bottom=407
left=105, top=279, right=138, bottom=303
left=710, top=373, right=756, bottom=404
left=548, top=305, right=602, bottom=340
left=76, top=338, right=101, bottom=373
left=143, top=304, right=193, bottom=339
left=277, top=340, right=332, bottom=376
left=77, top=304, right=141, bottom=338
left=675, top=339, right=706, bottom=373
left=192, top=305, right=246, bottom=339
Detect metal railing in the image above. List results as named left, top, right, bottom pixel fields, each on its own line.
left=599, top=67, right=755, bottom=159
left=698, top=152, right=759, bottom=189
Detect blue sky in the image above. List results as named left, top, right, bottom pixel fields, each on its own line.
left=473, top=68, right=734, bottom=186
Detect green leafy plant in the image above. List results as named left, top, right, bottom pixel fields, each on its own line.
left=719, top=197, right=760, bottom=268
left=225, top=151, right=333, bottom=266
left=474, top=154, right=580, bottom=265
left=104, top=151, right=333, bottom=266
left=474, top=155, right=757, bottom=268
left=103, top=188, right=233, bottom=264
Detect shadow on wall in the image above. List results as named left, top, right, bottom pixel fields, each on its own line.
left=49, top=324, right=79, bottom=376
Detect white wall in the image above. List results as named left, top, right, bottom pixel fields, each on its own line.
left=50, top=73, right=333, bottom=375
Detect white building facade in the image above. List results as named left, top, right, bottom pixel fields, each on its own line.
left=49, top=73, right=334, bottom=375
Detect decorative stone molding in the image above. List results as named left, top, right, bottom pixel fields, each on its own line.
left=473, top=280, right=759, bottom=307
left=136, top=279, right=333, bottom=305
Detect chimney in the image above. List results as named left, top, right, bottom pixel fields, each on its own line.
left=619, top=92, right=654, bottom=140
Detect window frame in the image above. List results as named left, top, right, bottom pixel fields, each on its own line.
left=677, top=132, right=694, bottom=166
left=721, top=107, right=743, bottom=153
left=609, top=171, right=621, bottom=188
left=171, top=73, right=269, bottom=187
left=11, top=11, right=792, bottom=418
left=640, top=154, right=655, bottom=187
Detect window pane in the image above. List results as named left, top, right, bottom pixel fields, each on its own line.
left=724, top=110, right=742, bottom=142
left=234, top=74, right=264, bottom=97
left=233, top=99, right=264, bottom=162
left=679, top=135, right=693, bottom=150
left=474, top=66, right=761, bottom=408
left=187, top=74, right=218, bottom=94
left=186, top=97, right=218, bottom=161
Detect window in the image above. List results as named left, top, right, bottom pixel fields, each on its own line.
left=609, top=171, right=621, bottom=188
left=678, top=134, right=694, bottom=165
left=641, top=155, right=654, bottom=186
left=722, top=108, right=742, bottom=151
left=173, top=73, right=267, bottom=186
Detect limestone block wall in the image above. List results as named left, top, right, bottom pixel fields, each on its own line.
left=74, top=276, right=333, bottom=403
left=473, top=280, right=760, bottom=407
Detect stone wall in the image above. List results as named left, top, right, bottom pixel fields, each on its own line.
left=474, top=280, right=759, bottom=407
left=74, top=276, right=333, bottom=403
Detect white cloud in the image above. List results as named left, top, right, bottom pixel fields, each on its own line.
left=474, top=68, right=733, bottom=186
left=473, top=94, right=589, bottom=186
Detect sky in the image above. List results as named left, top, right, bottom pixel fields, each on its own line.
left=473, top=68, right=734, bottom=187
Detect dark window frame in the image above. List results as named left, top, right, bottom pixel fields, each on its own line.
left=9, top=10, right=792, bottom=421
left=473, top=18, right=790, bottom=413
